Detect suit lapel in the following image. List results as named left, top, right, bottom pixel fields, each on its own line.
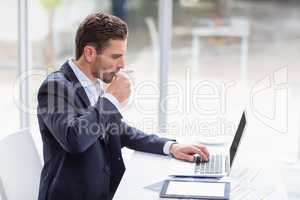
left=60, top=61, right=125, bottom=196
left=60, top=61, right=91, bottom=108
left=60, top=61, right=113, bottom=149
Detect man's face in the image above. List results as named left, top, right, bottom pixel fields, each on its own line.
left=91, top=39, right=127, bottom=83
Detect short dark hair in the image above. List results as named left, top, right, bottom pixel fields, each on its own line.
left=75, top=12, right=128, bottom=60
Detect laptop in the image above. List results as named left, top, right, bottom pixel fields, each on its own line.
left=170, top=111, right=247, bottom=178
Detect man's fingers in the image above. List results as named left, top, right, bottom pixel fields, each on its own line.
left=171, top=144, right=210, bottom=163
left=190, top=146, right=209, bottom=161
left=177, top=152, right=194, bottom=162
left=116, top=71, right=130, bottom=80
left=194, top=144, right=209, bottom=156
left=202, top=147, right=209, bottom=156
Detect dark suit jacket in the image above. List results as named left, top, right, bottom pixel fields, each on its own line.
left=37, top=61, right=173, bottom=200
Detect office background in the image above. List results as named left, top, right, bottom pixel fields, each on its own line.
left=0, top=0, right=300, bottom=199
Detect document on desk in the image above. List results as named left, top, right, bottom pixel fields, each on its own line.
left=144, top=180, right=164, bottom=192
left=230, top=167, right=278, bottom=199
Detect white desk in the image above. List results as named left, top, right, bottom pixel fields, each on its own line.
left=114, top=145, right=287, bottom=200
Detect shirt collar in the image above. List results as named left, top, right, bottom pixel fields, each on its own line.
left=68, top=59, right=102, bottom=89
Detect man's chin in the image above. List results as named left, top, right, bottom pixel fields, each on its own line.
left=93, top=72, right=114, bottom=83
left=102, top=73, right=115, bottom=83
left=102, top=78, right=113, bottom=84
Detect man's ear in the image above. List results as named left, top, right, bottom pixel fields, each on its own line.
left=83, top=45, right=96, bottom=63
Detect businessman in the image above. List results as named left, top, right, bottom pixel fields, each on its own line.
left=37, top=12, right=209, bottom=200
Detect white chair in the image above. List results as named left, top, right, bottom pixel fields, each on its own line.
left=0, top=129, right=42, bottom=200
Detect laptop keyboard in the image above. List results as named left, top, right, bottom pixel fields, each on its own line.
left=194, top=154, right=223, bottom=174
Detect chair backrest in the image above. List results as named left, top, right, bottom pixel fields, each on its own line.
left=0, top=129, right=42, bottom=200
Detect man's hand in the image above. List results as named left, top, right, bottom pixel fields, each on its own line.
left=169, top=143, right=209, bottom=162
left=105, top=72, right=131, bottom=103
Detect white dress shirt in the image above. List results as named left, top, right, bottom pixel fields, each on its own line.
left=68, top=59, right=174, bottom=155
left=68, top=59, right=120, bottom=108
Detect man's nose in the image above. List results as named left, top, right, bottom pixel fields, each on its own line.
left=118, top=57, right=125, bottom=68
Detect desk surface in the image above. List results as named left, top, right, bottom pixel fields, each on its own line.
left=114, top=146, right=287, bottom=200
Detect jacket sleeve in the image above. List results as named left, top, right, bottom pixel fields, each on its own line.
left=37, top=79, right=122, bottom=154
left=118, top=121, right=175, bottom=155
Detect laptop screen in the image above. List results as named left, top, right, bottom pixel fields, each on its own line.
left=230, top=111, right=246, bottom=166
